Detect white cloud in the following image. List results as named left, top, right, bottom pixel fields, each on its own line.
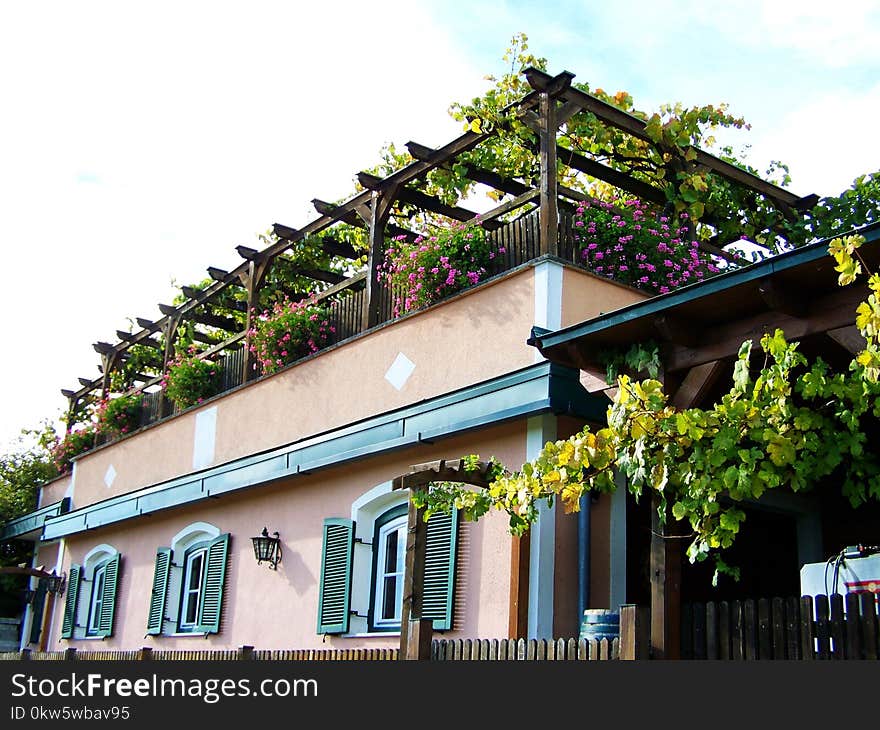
left=0, top=1, right=486, bottom=447
left=745, top=83, right=880, bottom=197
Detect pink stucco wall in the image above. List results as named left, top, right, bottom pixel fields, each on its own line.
left=38, top=475, right=71, bottom=509
left=561, top=266, right=648, bottom=327
left=68, top=270, right=537, bottom=511
left=45, top=422, right=526, bottom=651
left=65, top=264, right=646, bottom=514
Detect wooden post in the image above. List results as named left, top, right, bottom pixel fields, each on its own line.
left=138, top=647, right=152, bottom=661
left=619, top=604, right=650, bottom=660
left=99, top=351, right=120, bottom=400
left=39, top=593, right=55, bottom=652
left=650, top=495, right=681, bottom=659
left=239, top=645, right=254, bottom=661
left=405, top=619, right=434, bottom=661
left=64, top=647, right=77, bottom=661
left=240, top=258, right=269, bottom=383
left=508, top=533, right=530, bottom=638
left=362, top=189, right=395, bottom=330
left=399, top=490, right=429, bottom=659
left=159, top=314, right=181, bottom=417
left=537, top=91, right=559, bottom=257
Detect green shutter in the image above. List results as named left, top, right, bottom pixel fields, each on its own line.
left=196, top=533, right=229, bottom=634
left=60, top=564, right=81, bottom=639
left=95, top=554, right=120, bottom=638
left=421, top=507, right=458, bottom=631
left=145, top=548, right=171, bottom=636
left=317, top=518, right=355, bottom=635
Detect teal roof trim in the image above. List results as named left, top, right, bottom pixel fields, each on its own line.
left=41, top=362, right=604, bottom=540
left=1, top=498, right=71, bottom=542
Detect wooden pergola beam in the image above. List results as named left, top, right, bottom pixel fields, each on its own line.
left=406, top=141, right=533, bottom=198
left=191, top=311, right=240, bottom=333
left=301, top=202, right=414, bottom=242
left=358, top=172, right=502, bottom=229
left=116, top=331, right=163, bottom=349
left=524, top=67, right=809, bottom=210
left=391, top=458, right=495, bottom=491
left=554, top=144, right=667, bottom=206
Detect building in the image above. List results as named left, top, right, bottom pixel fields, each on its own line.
left=4, top=68, right=848, bottom=657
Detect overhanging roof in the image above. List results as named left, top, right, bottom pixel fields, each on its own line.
left=529, top=222, right=880, bottom=375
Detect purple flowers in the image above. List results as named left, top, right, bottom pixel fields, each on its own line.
left=571, top=197, right=722, bottom=295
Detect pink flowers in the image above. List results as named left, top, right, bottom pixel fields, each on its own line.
left=378, top=221, right=499, bottom=317
left=572, top=199, right=721, bottom=295
left=248, top=296, right=332, bottom=375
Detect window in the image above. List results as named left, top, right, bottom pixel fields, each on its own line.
left=178, top=544, right=208, bottom=631
left=146, top=524, right=230, bottom=637
left=316, top=483, right=459, bottom=636
left=60, top=545, right=121, bottom=641
left=86, top=563, right=107, bottom=636
left=370, top=505, right=407, bottom=631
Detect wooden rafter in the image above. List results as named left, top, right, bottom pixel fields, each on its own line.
left=357, top=172, right=503, bottom=230
left=406, top=141, right=533, bottom=198
left=391, top=458, right=495, bottom=491
left=191, top=310, right=240, bottom=333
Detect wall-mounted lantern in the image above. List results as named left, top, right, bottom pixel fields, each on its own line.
left=42, top=570, right=65, bottom=596
left=251, top=528, right=282, bottom=570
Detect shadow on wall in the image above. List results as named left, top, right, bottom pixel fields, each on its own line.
left=278, top=542, right=316, bottom=596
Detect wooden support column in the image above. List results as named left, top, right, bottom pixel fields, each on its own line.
left=60, top=391, right=79, bottom=434
left=239, top=256, right=270, bottom=383
left=650, top=494, right=681, bottom=659
left=362, top=188, right=396, bottom=330
left=399, top=489, right=431, bottom=660
left=93, top=344, right=120, bottom=400
left=508, top=533, right=530, bottom=638
left=159, top=314, right=181, bottom=417
left=538, top=91, right=559, bottom=256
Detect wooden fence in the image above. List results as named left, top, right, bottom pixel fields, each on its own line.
left=0, top=637, right=618, bottom=662
left=432, top=636, right=618, bottom=660
left=681, top=593, right=880, bottom=660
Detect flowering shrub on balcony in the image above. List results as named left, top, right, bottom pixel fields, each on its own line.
left=572, top=199, right=721, bottom=294
left=95, top=392, right=143, bottom=437
left=51, top=427, right=97, bottom=474
left=248, top=297, right=334, bottom=375
left=162, top=348, right=223, bottom=410
left=379, top=221, right=503, bottom=317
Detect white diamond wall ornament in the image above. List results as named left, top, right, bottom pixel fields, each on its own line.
left=384, top=352, right=415, bottom=391
left=104, top=464, right=117, bottom=489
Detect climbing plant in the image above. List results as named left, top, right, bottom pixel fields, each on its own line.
left=417, top=235, right=880, bottom=583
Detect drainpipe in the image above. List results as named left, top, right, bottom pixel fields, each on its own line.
left=577, top=493, right=591, bottom=624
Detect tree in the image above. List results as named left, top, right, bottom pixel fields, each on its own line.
left=0, top=425, right=58, bottom=615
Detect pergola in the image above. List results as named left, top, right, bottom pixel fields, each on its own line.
left=61, top=67, right=815, bottom=435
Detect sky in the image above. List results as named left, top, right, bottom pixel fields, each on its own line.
left=0, top=0, right=878, bottom=452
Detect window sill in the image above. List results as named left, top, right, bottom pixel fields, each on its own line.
left=165, top=632, right=211, bottom=638
left=343, top=631, right=401, bottom=638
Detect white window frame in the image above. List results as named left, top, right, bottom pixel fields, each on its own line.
left=371, top=513, right=407, bottom=629
left=166, top=522, right=220, bottom=636
left=75, top=544, right=118, bottom=641
left=85, top=562, right=107, bottom=636
left=178, top=544, right=209, bottom=632
left=346, top=481, right=409, bottom=636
